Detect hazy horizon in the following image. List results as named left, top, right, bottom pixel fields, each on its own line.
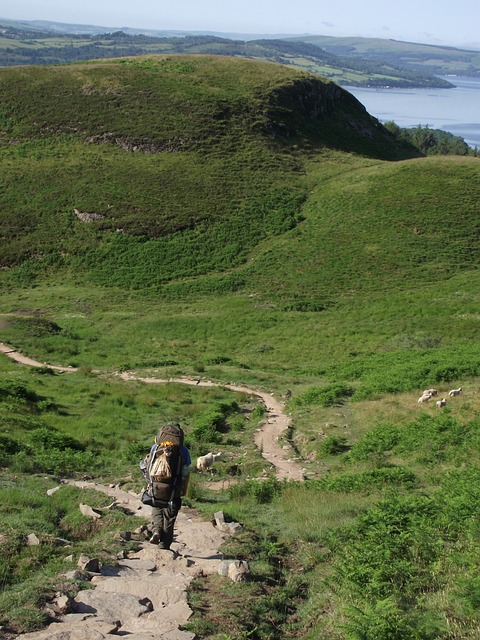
left=2, top=0, right=479, bottom=50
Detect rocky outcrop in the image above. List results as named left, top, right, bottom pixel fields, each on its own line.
left=85, top=133, right=192, bottom=153
left=73, top=209, right=105, bottom=223
left=262, top=76, right=411, bottom=159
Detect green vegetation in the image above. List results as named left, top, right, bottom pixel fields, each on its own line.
left=0, top=55, right=412, bottom=273
left=188, top=409, right=480, bottom=639
left=0, top=474, right=138, bottom=632
left=384, top=122, right=475, bottom=156
left=1, top=52, right=480, bottom=638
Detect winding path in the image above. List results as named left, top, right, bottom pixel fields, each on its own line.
left=1, top=342, right=305, bottom=639
left=0, top=343, right=305, bottom=481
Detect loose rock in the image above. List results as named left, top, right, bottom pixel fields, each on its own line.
left=26, top=533, right=40, bottom=546
left=77, top=555, right=101, bottom=573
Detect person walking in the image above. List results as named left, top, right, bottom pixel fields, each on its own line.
left=141, top=422, right=191, bottom=550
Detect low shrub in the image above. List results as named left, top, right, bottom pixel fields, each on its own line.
left=318, top=435, right=349, bottom=455
left=11, top=448, right=96, bottom=476
left=28, top=427, right=85, bottom=452
left=291, top=383, right=355, bottom=407
left=229, top=478, right=285, bottom=504
left=189, top=401, right=241, bottom=443
left=189, top=409, right=225, bottom=443
left=325, top=468, right=480, bottom=637
left=348, top=413, right=480, bottom=465
left=0, top=379, right=40, bottom=404
left=315, top=467, right=417, bottom=492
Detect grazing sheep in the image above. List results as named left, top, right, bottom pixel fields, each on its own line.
left=423, top=388, right=438, bottom=397
left=448, top=387, right=462, bottom=397
left=418, top=393, right=432, bottom=404
left=436, top=398, right=447, bottom=408
left=196, top=452, right=222, bottom=472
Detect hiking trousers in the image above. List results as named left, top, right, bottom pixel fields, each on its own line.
left=151, top=500, right=181, bottom=549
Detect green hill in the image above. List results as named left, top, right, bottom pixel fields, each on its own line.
left=0, top=54, right=413, bottom=271
left=1, top=54, right=479, bottom=374
left=1, top=54, right=480, bottom=639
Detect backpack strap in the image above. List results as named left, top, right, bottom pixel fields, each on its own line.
left=167, top=451, right=184, bottom=505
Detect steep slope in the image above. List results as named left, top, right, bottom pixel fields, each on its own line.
left=0, top=54, right=408, bottom=153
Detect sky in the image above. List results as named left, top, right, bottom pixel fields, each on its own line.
left=2, top=0, right=479, bottom=49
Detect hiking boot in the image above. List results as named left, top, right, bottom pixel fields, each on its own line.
left=149, top=533, right=160, bottom=545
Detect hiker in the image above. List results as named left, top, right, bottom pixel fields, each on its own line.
left=140, top=422, right=191, bottom=549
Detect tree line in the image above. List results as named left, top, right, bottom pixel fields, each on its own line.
left=384, top=122, right=476, bottom=155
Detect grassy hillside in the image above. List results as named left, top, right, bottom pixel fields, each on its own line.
left=0, top=54, right=413, bottom=270
left=0, top=54, right=479, bottom=381
left=1, top=54, right=480, bottom=639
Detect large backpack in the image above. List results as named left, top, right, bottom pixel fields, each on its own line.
left=144, top=423, right=184, bottom=506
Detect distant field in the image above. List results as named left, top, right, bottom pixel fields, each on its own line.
left=293, top=34, right=480, bottom=77
left=1, top=20, right=474, bottom=87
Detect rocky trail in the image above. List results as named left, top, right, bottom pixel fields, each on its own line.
left=1, top=342, right=306, bottom=639
left=16, top=481, right=230, bottom=640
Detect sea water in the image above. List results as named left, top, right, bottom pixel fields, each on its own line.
left=344, top=76, right=480, bottom=148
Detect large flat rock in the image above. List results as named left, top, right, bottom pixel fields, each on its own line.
left=16, top=482, right=228, bottom=640
left=71, top=589, right=151, bottom=624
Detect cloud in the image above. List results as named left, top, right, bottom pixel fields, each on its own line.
left=321, top=21, right=334, bottom=28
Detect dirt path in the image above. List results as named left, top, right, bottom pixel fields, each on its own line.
left=119, top=372, right=305, bottom=482
left=0, top=342, right=78, bottom=372
left=1, top=342, right=305, bottom=481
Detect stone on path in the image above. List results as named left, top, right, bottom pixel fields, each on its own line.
left=214, top=510, right=243, bottom=534
left=77, top=555, right=100, bottom=573
left=218, top=559, right=250, bottom=582
left=13, top=618, right=118, bottom=639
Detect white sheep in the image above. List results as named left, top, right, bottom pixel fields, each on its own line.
left=436, top=398, right=447, bottom=408
left=423, top=388, right=438, bottom=397
left=196, top=452, right=222, bottom=472
left=418, top=393, right=432, bottom=404
left=448, top=387, right=462, bottom=397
